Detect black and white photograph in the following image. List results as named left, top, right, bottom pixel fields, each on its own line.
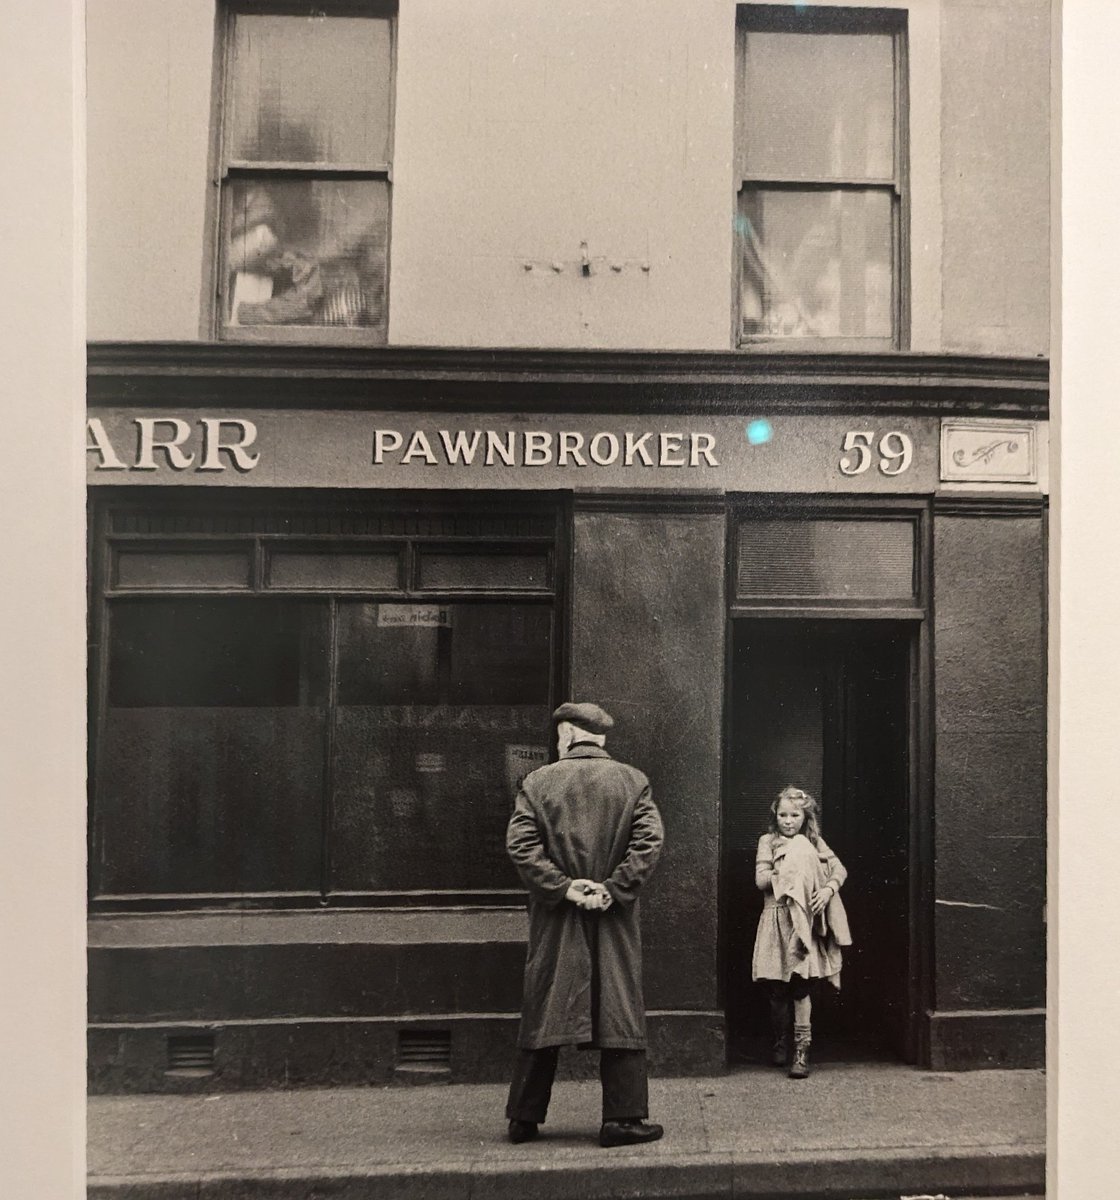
left=17, top=0, right=1120, bottom=1196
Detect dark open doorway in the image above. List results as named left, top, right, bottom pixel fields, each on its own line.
left=723, top=620, right=914, bottom=1064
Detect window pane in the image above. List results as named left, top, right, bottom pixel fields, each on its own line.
left=742, top=31, right=895, bottom=180
left=737, top=520, right=915, bottom=601
left=225, top=178, right=389, bottom=330
left=109, top=598, right=328, bottom=706
left=331, top=602, right=552, bottom=891
left=417, top=551, right=551, bottom=591
left=268, top=548, right=401, bottom=590
left=115, top=548, right=251, bottom=590
left=228, top=14, right=392, bottom=165
left=98, top=599, right=328, bottom=895
left=739, top=188, right=892, bottom=340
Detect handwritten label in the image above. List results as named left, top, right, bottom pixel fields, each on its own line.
left=377, top=605, right=452, bottom=628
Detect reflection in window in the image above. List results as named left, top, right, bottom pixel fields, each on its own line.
left=739, top=189, right=892, bottom=340
left=226, top=179, right=388, bottom=329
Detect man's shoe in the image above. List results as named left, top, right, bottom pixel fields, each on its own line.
left=507, top=1119, right=539, bottom=1143
left=599, top=1119, right=665, bottom=1148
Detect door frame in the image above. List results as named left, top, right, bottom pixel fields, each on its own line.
left=718, top=495, right=933, bottom=1065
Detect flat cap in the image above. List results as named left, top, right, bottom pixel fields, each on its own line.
left=552, top=701, right=615, bottom=734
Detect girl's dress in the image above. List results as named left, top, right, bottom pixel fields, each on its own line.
left=752, top=832, right=848, bottom=989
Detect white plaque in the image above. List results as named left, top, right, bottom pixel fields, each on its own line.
left=939, top=420, right=1038, bottom=483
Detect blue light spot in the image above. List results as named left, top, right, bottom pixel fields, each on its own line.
left=746, top=419, right=773, bottom=446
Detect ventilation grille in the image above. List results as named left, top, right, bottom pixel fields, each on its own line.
left=111, top=508, right=555, bottom=540
left=397, top=1029, right=451, bottom=1067
left=166, top=1033, right=215, bottom=1074
left=737, top=518, right=916, bottom=602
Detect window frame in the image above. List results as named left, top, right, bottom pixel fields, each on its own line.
left=733, top=5, right=910, bottom=352
left=728, top=495, right=929, bottom=620
left=88, top=492, right=569, bottom=912
left=205, top=0, right=397, bottom=344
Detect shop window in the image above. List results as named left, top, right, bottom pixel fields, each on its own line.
left=331, top=602, right=552, bottom=891
left=91, top=499, right=559, bottom=905
left=216, top=3, right=394, bottom=341
left=99, top=599, right=330, bottom=895
left=735, top=6, right=906, bottom=348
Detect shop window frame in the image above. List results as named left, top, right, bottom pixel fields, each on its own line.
left=205, top=0, right=397, bottom=344
left=728, top=496, right=929, bottom=619
left=733, top=5, right=910, bottom=352
left=87, top=491, right=568, bottom=913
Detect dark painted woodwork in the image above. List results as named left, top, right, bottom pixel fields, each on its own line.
left=87, top=342, right=1049, bottom=417
left=927, top=1009, right=1045, bottom=1071
left=568, top=506, right=726, bottom=1014
left=89, top=940, right=527, bottom=1023
left=932, top=512, right=1046, bottom=1017
left=87, top=1011, right=725, bottom=1093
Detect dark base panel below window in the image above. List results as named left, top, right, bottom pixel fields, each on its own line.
left=87, top=1012, right=727, bottom=1094
left=923, top=1009, right=1045, bottom=1072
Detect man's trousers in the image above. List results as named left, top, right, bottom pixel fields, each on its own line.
left=505, top=1046, right=649, bottom=1123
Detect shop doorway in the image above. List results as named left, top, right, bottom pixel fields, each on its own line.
left=723, top=620, right=914, bottom=1063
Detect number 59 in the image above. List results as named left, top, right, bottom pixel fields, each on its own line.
left=839, top=430, right=913, bottom=477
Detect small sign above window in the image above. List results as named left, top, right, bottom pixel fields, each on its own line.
left=377, top=604, right=452, bottom=628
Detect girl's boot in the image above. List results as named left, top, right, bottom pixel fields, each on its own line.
left=788, top=1023, right=812, bottom=1079
left=768, top=992, right=790, bottom=1067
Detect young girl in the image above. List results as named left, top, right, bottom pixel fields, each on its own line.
left=752, top=786, right=850, bottom=1079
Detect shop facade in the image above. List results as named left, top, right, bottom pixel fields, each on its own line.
left=86, top=348, right=1047, bottom=1090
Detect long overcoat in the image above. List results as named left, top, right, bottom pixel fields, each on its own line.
left=506, top=744, right=664, bottom=1050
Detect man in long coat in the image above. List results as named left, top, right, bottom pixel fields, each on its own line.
left=504, top=701, right=665, bottom=1148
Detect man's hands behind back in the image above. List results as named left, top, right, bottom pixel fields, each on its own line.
left=566, top=879, right=613, bottom=911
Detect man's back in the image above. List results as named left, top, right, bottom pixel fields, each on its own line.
left=522, top=749, right=650, bottom=883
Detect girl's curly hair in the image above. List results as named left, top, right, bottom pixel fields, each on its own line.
left=767, top=785, right=822, bottom=848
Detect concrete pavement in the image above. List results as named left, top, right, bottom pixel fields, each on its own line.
left=87, top=1062, right=1045, bottom=1199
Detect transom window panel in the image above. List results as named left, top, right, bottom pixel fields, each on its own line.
left=737, top=519, right=916, bottom=602
left=416, top=549, right=552, bottom=592
left=217, top=3, right=394, bottom=340
left=114, top=546, right=252, bottom=590
left=266, top=546, right=401, bottom=590
left=735, top=6, right=906, bottom=348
